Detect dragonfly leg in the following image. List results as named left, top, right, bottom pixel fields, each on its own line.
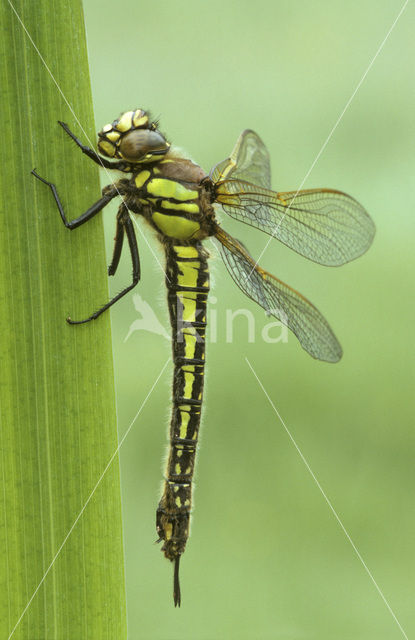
left=58, top=121, right=133, bottom=172
left=68, top=203, right=140, bottom=324
left=108, top=207, right=125, bottom=276
left=31, top=169, right=118, bottom=229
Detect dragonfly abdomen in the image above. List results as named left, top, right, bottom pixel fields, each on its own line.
left=156, top=242, right=209, bottom=598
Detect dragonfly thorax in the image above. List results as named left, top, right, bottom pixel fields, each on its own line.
left=129, top=158, right=216, bottom=241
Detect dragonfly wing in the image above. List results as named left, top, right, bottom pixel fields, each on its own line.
left=215, top=181, right=375, bottom=266
left=215, top=226, right=342, bottom=363
left=210, top=130, right=271, bottom=188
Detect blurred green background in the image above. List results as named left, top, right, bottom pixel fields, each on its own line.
left=81, top=1, right=414, bottom=637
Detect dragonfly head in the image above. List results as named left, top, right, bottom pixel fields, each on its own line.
left=97, top=109, right=170, bottom=163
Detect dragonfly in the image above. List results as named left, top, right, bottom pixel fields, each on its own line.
left=32, top=109, right=375, bottom=606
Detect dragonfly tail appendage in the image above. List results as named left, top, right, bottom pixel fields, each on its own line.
left=173, top=556, right=181, bottom=607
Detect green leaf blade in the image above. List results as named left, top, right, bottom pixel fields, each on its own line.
left=0, top=2, right=127, bottom=638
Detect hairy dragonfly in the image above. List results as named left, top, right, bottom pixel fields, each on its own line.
left=32, top=109, right=375, bottom=606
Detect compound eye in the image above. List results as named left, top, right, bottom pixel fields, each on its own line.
left=119, top=129, right=168, bottom=161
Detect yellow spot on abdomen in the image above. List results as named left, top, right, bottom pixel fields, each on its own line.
left=182, top=364, right=195, bottom=373
left=183, top=371, right=195, bottom=399
left=179, top=411, right=190, bottom=439
left=173, top=245, right=199, bottom=259
left=177, top=261, right=200, bottom=288
left=183, top=331, right=197, bottom=360
left=179, top=294, right=197, bottom=322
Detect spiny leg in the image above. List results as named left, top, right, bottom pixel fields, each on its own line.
left=68, top=203, right=141, bottom=324
left=58, top=121, right=132, bottom=172
left=108, top=207, right=125, bottom=277
left=31, top=169, right=117, bottom=229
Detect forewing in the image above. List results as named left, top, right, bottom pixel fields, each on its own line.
left=210, top=130, right=271, bottom=188
left=215, top=227, right=342, bottom=363
left=215, top=181, right=375, bottom=266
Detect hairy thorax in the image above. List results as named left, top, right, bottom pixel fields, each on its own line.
left=124, top=153, right=216, bottom=242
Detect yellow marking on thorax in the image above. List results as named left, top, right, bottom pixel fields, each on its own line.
left=152, top=212, right=200, bottom=239
left=162, top=200, right=199, bottom=214
left=147, top=178, right=198, bottom=201
left=135, top=170, right=151, bottom=188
